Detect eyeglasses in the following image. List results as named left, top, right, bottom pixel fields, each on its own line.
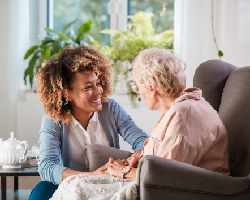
left=129, top=81, right=144, bottom=93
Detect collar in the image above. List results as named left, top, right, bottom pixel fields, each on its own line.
left=71, top=112, right=98, bottom=126
left=171, top=88, right=202, bottom=106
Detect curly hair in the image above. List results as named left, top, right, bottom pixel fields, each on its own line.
left=36, top=45, right=113, bottom=124
left=132, top=47, right=186, bottom=96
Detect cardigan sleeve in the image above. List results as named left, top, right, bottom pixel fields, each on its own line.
left=38, top=115, right=67, bottom=185
left=110, top=99, right=148, bottom=152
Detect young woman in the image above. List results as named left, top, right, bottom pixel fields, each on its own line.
left=28, top=46, right=148, bottom=200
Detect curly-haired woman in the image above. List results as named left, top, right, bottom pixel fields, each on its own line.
left=28, top=46, right=148, bottom=200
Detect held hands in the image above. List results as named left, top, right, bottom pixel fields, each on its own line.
left=126, top=150, right=141, bottom=168
left=92, top=161, right=111, bottom=175
left=93, top=150, right=142, bottom=178
left=92, top=157, right=118, bottom=176
left=106, top=158, right=126, bottom=178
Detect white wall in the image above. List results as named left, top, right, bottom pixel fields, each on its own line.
left=238, top=0, right=250, bottom=67
left=0, top=0, right=10, bottom=140
left=0, top=0, right=29, bottom=140
left=174, top=0, right=250, bottom=88
left=0, top=0, right=46, bottom=141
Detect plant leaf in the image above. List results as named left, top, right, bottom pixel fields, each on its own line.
left=75, top=19, right=93, bottom=43
left=41, top=46, right=51, bottom=64
left=90, top=40, right=101, bottom=46
left=41, top=37, right=55, bottom=45
left=218, top=50, right=223, bottom=57
left=24, top=45, right=39, bottom=59
left=24, top=51, right=38, bottom=89
left=100, top=29, right=120, bottom=35
left=62, top=19, right=78, bottom=33
left=45, top=27, right=70, bottom=41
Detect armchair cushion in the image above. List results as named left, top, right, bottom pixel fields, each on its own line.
left=137, top=155, right=250, bottom=200
left=218, top=66, right=250, bottom=177
left=85, top=144, right=132, bottom=172
left=193, top=60, right=236, bottom=111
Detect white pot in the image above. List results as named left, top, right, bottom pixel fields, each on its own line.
left=113, top=61, right=133, bottom=94
left=0, top=132, right=29, bottom=168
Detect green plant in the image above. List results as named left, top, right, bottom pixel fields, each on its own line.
left=99, top=11, right=174, bottom=107
left=24, top=19, right=100, bottom=90
left=212, top=0, right=223, bottom=59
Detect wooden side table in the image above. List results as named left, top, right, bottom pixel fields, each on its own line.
left=0, top=166, right=39, bottom=200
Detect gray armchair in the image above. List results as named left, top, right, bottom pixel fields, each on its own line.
left=85, top=60, right=250, bottom=199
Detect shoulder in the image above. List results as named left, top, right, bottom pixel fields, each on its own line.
left=168, top=100, right=192, bottom=121
left=41, top=114, right=63, bottom=131
left=100, top=98, right=123, bottom=113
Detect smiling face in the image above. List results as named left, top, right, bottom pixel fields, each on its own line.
left=68, top=71, right=103, bottom=117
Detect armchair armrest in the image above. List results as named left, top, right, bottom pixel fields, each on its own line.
left=137, top=155, right=250, bottom=200
left=85, top=144, right=132, bottom=172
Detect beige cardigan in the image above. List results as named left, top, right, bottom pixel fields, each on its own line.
left=143, top=88, right=230, bottom=175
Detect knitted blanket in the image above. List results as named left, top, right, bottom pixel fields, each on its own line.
left=50, top=174, right=137, bottom=200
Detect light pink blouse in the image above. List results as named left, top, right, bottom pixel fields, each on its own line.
left=142, top=88, right=230, bottom=175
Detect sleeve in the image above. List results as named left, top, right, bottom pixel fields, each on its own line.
left=155, top=112, right=197, bottom=165
left=111, top=100, right=148, bottom=152
left=38, top=115, right=67, bottom=185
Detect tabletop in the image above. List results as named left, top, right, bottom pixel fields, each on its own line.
left=0, top=166, right=39, bottom=176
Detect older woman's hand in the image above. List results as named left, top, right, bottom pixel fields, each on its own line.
left=125, top=150, right=141, bottom=167
left=106, top=158, right=126, bottom=178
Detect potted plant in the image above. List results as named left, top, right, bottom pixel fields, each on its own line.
left=23, top=19, right=100, bottom=91
left=99, top=11, right=174, bottom=107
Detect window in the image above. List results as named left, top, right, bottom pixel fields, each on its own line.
left=50, top=0, right=110, bottom=44
left=129, top=0, right=174, bottom=33
left=49, top=0, right=174, bottom=44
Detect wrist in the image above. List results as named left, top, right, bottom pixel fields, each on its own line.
left=134, top=150, right=141, bottom=155
left=120, top=166, right=132, bottom=179
left=124, top=167, right=137, bottom=179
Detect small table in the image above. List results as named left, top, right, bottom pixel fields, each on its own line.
left=0, top=166, right=39, bottom=200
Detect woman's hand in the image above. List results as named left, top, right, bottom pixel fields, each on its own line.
left=92, top=158, right=113, bottom=175
left=106, top=158, right=126, bottom=178
left=126, top=150, right=141, bottom=167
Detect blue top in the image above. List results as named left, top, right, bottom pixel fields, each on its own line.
left=38, top=99, right=148, bottom=185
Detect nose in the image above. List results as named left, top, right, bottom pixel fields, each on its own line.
left=93, top=85, right=103, bottom=95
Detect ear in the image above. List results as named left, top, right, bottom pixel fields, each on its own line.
left=63, top=89, right=72, bottom=102
left=149, top=85, right=157, bottom=97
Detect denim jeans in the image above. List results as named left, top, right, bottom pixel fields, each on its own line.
left=28, top=181, right=58, bottom=200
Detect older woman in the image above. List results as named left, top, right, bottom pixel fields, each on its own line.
left=28, top=45, right=148, bottom=200
left=107, top=48, right=230, bottom=179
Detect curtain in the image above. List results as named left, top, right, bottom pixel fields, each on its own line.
left=0, top=0, right=29, bottom=139
left=174, top=0, right=242, bottom=88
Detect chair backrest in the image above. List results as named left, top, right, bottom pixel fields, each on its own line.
left=218, top=66, right=250, bottom=177
left=193, top=60, right=236, bottom=111
left=194, top=60, right=250, bottom=177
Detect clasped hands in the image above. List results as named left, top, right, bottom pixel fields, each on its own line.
left=93, top=150, right=141, bottom=179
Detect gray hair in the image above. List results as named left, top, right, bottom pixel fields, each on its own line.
left=132, top=48, right=186, bottom=96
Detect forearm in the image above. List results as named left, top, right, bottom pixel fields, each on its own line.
left=134, top=150, right=142, bottom=155
left=62, top=168, right=93, bottom=180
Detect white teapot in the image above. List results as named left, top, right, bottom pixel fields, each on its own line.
left=0, top=132, right=29, bottom=168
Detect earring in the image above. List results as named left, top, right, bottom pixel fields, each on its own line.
left=150, top=94, right=153, bottom=97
